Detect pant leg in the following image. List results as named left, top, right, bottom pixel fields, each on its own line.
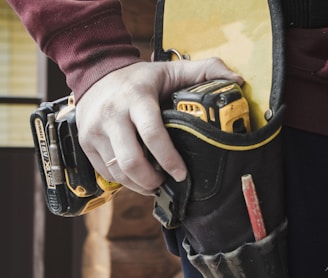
left=162, top=227, right=203, bottom=278
left=282, top=127, right=328, bottom=278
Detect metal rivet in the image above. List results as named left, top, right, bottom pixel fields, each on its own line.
left=264, top=109, right=273, bottom=121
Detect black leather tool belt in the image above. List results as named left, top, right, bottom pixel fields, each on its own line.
left=152, top=0, right=289, bottom=277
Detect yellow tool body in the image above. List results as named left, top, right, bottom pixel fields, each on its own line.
left=173, top=80, right=251, bottom=134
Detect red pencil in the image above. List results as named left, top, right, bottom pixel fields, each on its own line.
left=241, top=174, right=267, bottom=241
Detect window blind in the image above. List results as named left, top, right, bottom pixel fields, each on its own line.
left=0, top=1, right=38, bottom=147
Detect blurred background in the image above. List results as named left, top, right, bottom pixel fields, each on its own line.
left=0, top=0, right=182, bottom=277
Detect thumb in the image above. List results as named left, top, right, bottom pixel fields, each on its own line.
left=160, top=57, right=244, bottom=94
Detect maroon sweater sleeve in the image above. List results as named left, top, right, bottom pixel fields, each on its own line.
left=7, top=0, right=142, bottom=102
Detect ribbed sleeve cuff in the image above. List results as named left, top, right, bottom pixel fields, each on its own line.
left=44, top=11, right=143, bottom=102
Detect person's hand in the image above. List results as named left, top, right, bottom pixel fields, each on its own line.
left=76, top=58, right=243, bottom=195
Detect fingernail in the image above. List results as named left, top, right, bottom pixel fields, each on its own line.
left=236, top=75, right=244, bottom=86
left=172, top=168, right=187, bottom=182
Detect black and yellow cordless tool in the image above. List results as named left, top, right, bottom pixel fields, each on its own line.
left=31, top=80, right=249, bottom=218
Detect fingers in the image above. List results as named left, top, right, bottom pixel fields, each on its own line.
left=130, top=96, right=187, bottom=182
left=97, top=91, right=187, bottom=190
left=157, top=58, right=244, bottom=99
left=103, top=116, right=165, bottom=194
left=78, top=126, right=162, bottom=196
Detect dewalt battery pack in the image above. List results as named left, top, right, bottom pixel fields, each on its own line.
left=30, top=96, right=122, bottom=217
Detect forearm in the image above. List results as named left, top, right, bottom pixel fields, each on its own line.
left=7, top=0, right=142, bottom=101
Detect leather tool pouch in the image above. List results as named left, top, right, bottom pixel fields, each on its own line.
left=153, top=0, right=288, bottom=277
left=158, top=108, right=288, bottom=277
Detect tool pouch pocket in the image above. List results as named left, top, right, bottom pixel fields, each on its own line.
left=155, top=106, right=288, bottom=277
left=184, top=221, right=288, bottom=278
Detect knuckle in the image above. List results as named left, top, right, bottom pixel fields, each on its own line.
left=140, top=125, right=162, bottom=145
left=119, top=156, right=140, bottom=173
left=141, top=172, right=162, bottom=189
left=78, top=125, right=93, bottom=143
left=77, top=130, right=90, bottom=149
left=160, top=155, right=178, bottom=173
left=78, top=126, right=104, bottom=153
left=208, top=56, right=223, bottom=65
left=112, top=173, right=129, bottom=185
left=101, top=102, right=119, bottom=120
